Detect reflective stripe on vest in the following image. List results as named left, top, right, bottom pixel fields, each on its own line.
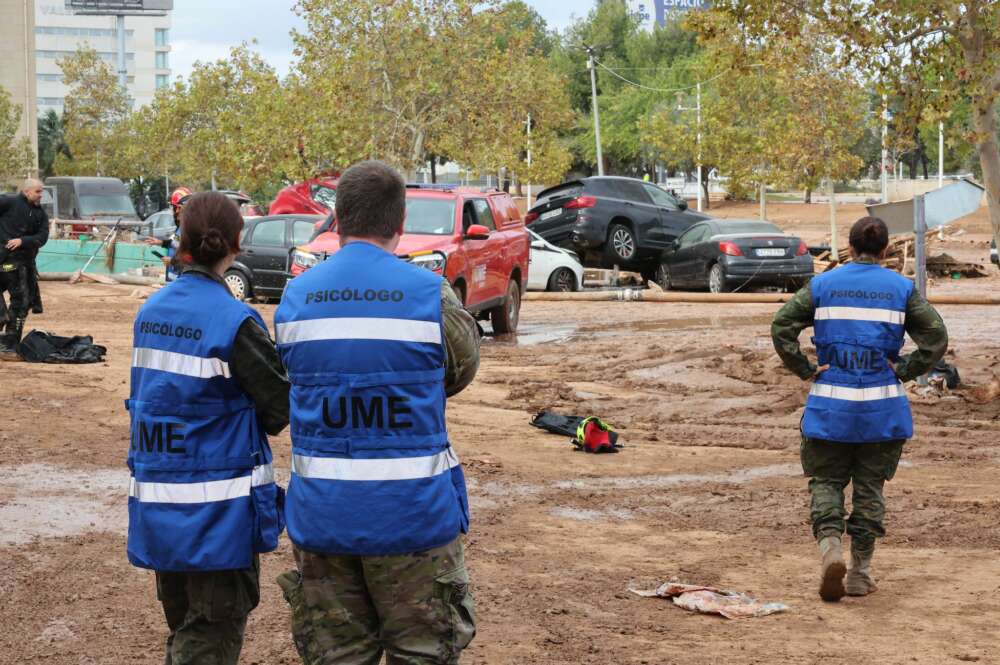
left=814, top=306, right=905, bottom=325
left=132, top=347, right=232, bottom=379
left=127, top=273, right=283, bottom=572
left=276, top=317, right=442, bottom=345
left=129, top=463, right=274, bottom=504
left=802, top=262, right=914, bottom=443
left=276, top=242, right=467, bottom=556
left=292, top=449, right=459, bottom=482
left=809, top=383, right=905, bottom=402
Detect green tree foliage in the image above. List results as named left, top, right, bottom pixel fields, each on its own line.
left=38, top=109, right=71, bottom=179
left=710, top=0, right=1000, bottom=255
left=548, top=1, right=700, bottom=176
left=0, top=86, right=33, bottom=182
left=131, top=46, right=298, bottom=193
left=56, top=46, right=131, bottom=176
left=647, top=13, right=865, bottom=204
left=291, top=0, right=573, bottom=183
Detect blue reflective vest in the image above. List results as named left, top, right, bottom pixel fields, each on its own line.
left=275, top=241, right=469, bottom=556
left=127, top=272, right=283, bottom=572
left=801, top=262, right=914, bottom=443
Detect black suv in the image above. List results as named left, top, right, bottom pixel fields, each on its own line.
left=526, top=176, right=710, bottom=277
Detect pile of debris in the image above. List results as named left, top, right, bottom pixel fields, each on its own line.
left=813, top=227, right=988, bottom=277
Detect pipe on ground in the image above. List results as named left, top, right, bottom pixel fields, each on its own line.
left=524, top=289, right=1000, bottom=306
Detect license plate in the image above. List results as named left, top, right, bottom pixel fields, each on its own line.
left=541, top=208, right=562, bottom=220
left=755, top=248, right=786, bottom=257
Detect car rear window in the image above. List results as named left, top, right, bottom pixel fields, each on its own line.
left=405, top=198, right=456, bottom=235
left=535, top=183, right=583, bottom=207
left=716, top=222, right=784, bottom=235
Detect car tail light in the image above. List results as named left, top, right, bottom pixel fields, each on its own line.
left=525, top=211, right=539, bottom=224
left=564, top=195, right=598, bottom=210
left=796, top=240, right=808, bottom=256
left=719, top=241, right=743, bottom=256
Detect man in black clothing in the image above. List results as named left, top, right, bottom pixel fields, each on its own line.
left=0, top=179, right=50, bottom=353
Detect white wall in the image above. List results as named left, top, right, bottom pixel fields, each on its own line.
left=34, top=1, right=171, bottom=112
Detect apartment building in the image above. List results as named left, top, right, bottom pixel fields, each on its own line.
left=34, top=0, right=172, bottom=111
left=0, top=0, right=38, bottom=171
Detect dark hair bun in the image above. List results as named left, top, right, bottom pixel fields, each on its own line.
left=177, top=191, right=244, bottom=268
left=849, top=216, right=889, bottom=257
left=199, top=228, right=228, bottom=262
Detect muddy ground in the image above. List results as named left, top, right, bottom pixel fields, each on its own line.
left=2, top=202, right=999, bottom=664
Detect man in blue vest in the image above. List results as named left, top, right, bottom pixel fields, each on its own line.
left=275, top=160, right=480, bottom=663
left=772, top=216, right=948, bottom=602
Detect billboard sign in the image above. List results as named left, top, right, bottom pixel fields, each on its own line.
left=65, top=0, right=172, bottom=14
left=628, top=0, right=711, bottom=30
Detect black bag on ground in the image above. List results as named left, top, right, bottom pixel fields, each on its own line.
left=17, top=330, right=107, bottom=364
left=530, top=411, right=620, bottom=446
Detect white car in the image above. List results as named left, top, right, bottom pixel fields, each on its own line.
left=527, top=229, right=585, bottom=292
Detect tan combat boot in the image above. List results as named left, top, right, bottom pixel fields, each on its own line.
left=818, top=536, right=847, bottom=602
left=845, top=546, right=878, bottom=596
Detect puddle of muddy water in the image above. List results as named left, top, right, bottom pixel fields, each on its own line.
left=550, top=506, right=634, bottom=521
left=0, top=464, right=129, bottom=545
left=551, top=463, right=801, bottom=491
left=0, top=465, right=294, bottom=546
left=486, top=313, right=775, bottom=346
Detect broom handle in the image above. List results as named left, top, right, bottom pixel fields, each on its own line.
left=79, top=218, right=123, bottom=274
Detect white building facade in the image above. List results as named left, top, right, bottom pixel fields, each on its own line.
left=34, top=1, right=171, bottom=112
left=626, top=0, right=712, bottom=30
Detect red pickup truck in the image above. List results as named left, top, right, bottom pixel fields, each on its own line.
left=289, top=185, right=530, bottom=333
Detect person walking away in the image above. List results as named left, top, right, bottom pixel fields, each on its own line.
left=0, top=179, right=49, bottom=354
left=771, top=216, right=948, bottom=602
left=127, top=191, right=290, bottom=664
left=274, top=160, right=481, bottom=664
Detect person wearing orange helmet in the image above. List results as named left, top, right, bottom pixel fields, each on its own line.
left=145, top=187, right=193, bottom=281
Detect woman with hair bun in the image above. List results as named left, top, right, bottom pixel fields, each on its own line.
left=771, top=216, right=948, bottom=603
left=126, top=191, right=290, bottom=663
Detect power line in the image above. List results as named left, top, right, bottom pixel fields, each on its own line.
left=593, top=57, right=728, bottom=93
left=594, top=58, right=726, bottom=92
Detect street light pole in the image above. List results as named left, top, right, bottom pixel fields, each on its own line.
left=881, top=94, right=889, bottom=203
left=526, top=113, right=533, bottom=206
left=586, top=47, right=605, bottom=176
left=938, top=120, right=944, bottom=188
left=677, top=84, right=703, bottom=211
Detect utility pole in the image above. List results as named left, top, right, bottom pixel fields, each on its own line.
left=938, top=120, right=944, bottom=188
left=677, top=84, right=703, bottom=211
left=586, top=47, right=605, bottom=176
left=881, top=94, right=889, bottom=203
left=526, top=113, right=533, bottom=206
left=829, top=177, right=838, bottom=263
left=696, top=81, right=702, bottom=212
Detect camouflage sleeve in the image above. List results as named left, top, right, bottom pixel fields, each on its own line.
left=770, top=286, right=817, bottom=380
left=894, top=290, right=949, bottom=383
left=441, top=281, right=481, bottom=397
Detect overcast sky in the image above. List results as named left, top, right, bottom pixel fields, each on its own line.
left=170, top=1, right=589, bottom=80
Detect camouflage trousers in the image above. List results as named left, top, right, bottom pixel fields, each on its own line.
left=277, top=537, right=476, bottom=665
left=801, top=437, right=905, bottom=553
left=155, top=556, right=261, bottom=665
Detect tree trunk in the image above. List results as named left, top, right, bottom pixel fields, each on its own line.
left=971, top=96, right=1000, bottom=254
left=430, top=156, right=437, bottom=184
left=956, top=20, right=1000, bottom=253
left=701, top=171, right=710, bottom=210
left=804, top=187, right=812, bottom=204
left=407, top=130, right=425, bottom=183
